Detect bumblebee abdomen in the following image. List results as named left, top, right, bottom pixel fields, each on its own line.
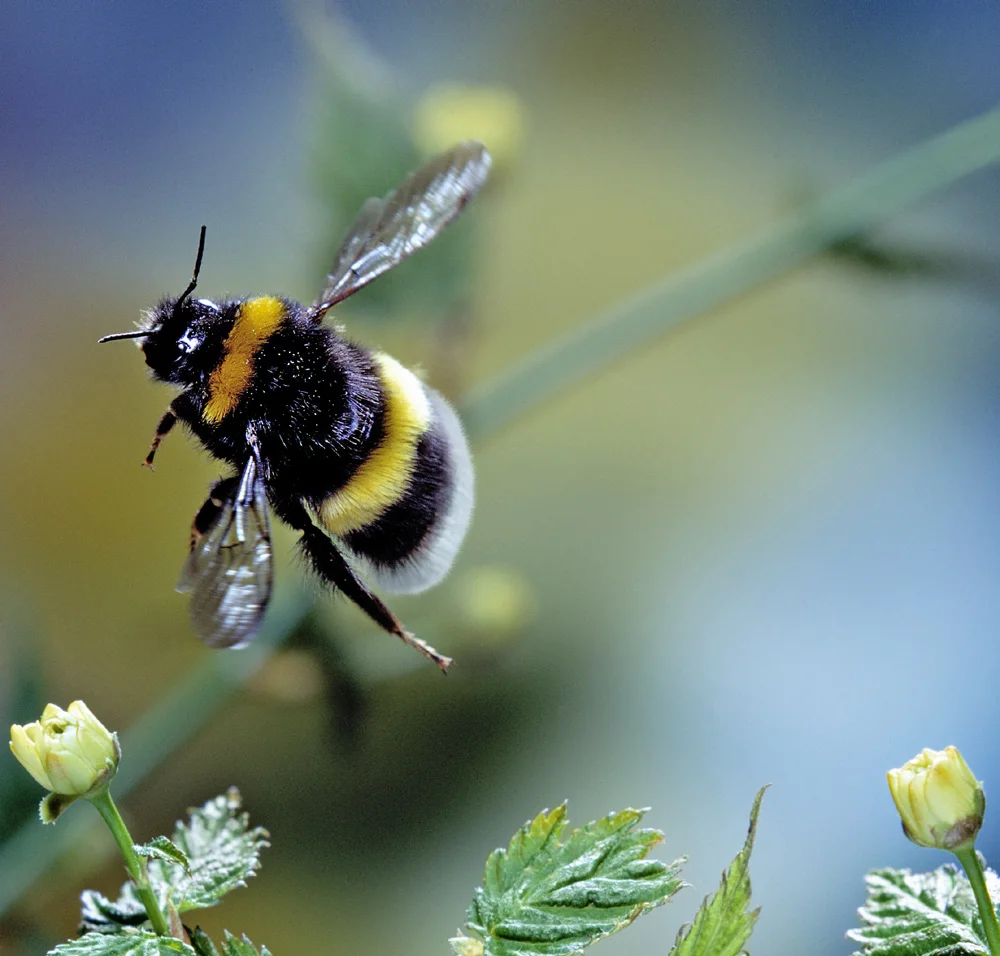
left=315, top=353, right=473, bottom=594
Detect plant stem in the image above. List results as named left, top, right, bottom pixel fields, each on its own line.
left=88, top=788, right=171, bottom=938
left=461, top=102, right=1000, bottom=439
left=955, top=847, right=1000, bottom=956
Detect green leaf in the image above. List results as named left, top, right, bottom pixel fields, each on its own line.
left=670, top=787, right=766, bottom=956
left=466, top=804, right=685, bottom=956
left=147, top=789, right=269, bottom=912
left=48, top=929, right=196, bottom=956
left=79, top=886, right=148, bottom=933
left=848, top=864, right=993, bottom=956
left=219, top=931, right=272, bottom=956
left=188, top=928, right=219, bottom=956
left=136, top=837, right=190, bottom=871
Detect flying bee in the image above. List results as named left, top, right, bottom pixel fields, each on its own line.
left=100, top=142, right=491, bottom=670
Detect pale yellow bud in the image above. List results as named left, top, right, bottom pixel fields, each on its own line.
left=10, top=701, right=120, bottom=798
left=887, top=746, right=985, bottom=851
left=414, top=83, right=525, bottom=173
left=449, top=934, right=484, bottom=956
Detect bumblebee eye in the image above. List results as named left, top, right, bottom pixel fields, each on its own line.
left=196, top=298, right=220, bottom=313
left=178, top=329, right=202, bottom=354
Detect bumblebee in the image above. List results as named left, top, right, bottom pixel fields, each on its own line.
left=100, top=142, right=491, bottom=670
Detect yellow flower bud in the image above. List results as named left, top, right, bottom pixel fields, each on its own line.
left=887, top=746, right=985, bottom=851
left=10, top=701, right=120, bottom=798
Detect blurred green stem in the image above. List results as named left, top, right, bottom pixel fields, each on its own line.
left=88, top=789, right=170, bottom=937
left=955, top=847, right=1000, bottom=956
left=4, top=102, right=1000, bottom=919
left=461, top=103, right=1000, bottom=438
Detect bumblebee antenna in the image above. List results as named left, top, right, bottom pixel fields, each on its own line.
left=99, top=226, right=208, bottom=344
left=177, top=225, right=208, bottom=307
left=98, top=329, right=149, bottom=343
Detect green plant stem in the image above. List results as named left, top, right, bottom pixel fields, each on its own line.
left=461, top=102, right=1000, bottom=439
left=955, top=847, right=1000, bottom=956
left=87, top=788, right=171, bottom=938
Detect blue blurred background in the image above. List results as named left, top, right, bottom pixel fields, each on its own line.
left=3, top=2, right=1000, bottom=955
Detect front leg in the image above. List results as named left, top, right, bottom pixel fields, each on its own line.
left=142, top=406, right=179, bottom=470
left=273, top=494, right=452, bottom=672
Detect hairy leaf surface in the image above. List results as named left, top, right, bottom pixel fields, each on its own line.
left=50, top=930, right=195, bottom=956
left=466, top=805, right=684, bottom=956
left=849, top=864, right=998, bottom=956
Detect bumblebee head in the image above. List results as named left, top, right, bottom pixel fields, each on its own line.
left=100, top=226, right=222, bottom=384
left=139, top=295, right=227, bottom=384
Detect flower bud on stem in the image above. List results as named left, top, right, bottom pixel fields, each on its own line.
left=87, top=789, right=170, bottom=938
left=888, top=747, right=1000, bottom=956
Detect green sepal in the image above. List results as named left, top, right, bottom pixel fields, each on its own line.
left=849, top=864, right=994, bottom=956
left=669, top=787, right=766, bottom=956
left=40, top=792, right=80, bottom=824
left=466, top=804, right=684, bottom=956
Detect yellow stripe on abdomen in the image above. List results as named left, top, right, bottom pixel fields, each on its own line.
left=318, top=353, right=431, bottom=536
left=203, top=296, right=286, bottom=423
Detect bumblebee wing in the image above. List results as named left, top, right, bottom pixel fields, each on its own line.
left=177, top=456, right=273, bottom=649
left=308, top=141, right=491, bottom=321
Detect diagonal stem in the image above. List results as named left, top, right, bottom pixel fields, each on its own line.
left=87, top=788, right=171, bottom=938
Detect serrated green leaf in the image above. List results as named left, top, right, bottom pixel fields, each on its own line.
left=466, top=805, right=684, bottom=956
left=79, top=792, right=268, bottom=930
left=145, top=789, right=269, bottom=913
left=670, top=787, right=766, bottom=956
left=848, top=864, right=993, bottom=956
left=189, top=928, right=219, bottom=956
left=49, top=928, right=196, bottom=956
left=137, top=837, right=190, bottom=872
left=79, top=886, right=148, bottom=933
left=219, top=930, right=272, bottom=956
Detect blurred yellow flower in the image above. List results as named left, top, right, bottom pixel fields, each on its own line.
left=887, top=746, right=984, bottom=851
left=455, top=564, right=535, bottom=647
left=10, top=700, right=120, bottom=797
left=414, top=83, right=525, bottom=173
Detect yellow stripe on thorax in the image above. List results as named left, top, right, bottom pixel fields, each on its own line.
left=318, top=353, right=431, bottom=536
left=203, top=296, right=286, bottom=423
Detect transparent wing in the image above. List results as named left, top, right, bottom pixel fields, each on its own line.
left=177, top=456, right=273, bottom=649
left=308, top=141, right=491, bottom=321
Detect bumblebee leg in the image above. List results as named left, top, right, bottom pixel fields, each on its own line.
left=189, top=476, right=240, bottom=551
left=143, top=407, right=179, bottom=470
left=275, top=497, right=452, bottom=671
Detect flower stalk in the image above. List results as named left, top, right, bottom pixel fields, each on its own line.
left=87, top=789, right=170, bottom=937
left=954, top=847, right=1000, bottom=956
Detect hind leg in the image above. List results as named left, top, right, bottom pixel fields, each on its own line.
left=273, top=495, right=452, bottom=671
